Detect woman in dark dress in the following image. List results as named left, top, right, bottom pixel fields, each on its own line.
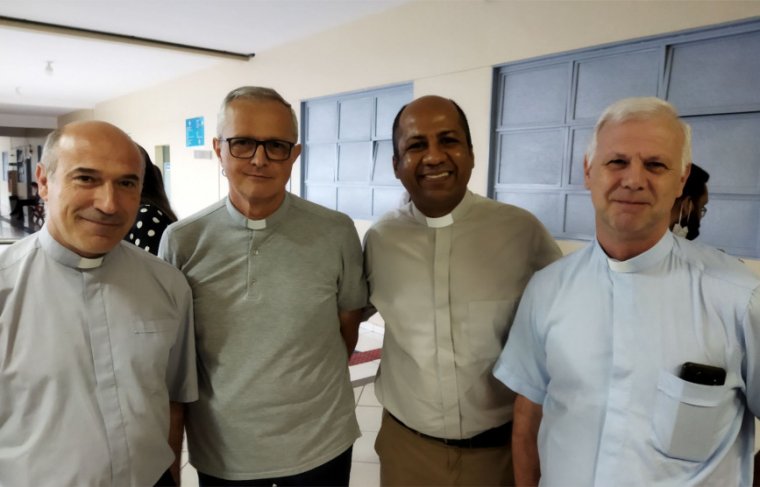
left=125, top=146, right=178, bottom=255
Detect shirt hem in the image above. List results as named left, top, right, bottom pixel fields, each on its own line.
left=190, top=434, right=359, bottom=480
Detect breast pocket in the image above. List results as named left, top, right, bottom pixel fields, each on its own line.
left=652, top=370, right=736, bottom=462
left=134, top=319, right=176, bottom=334
left=465, top=299, right=516, bottom=362
left=121, top=319, right=177, bottom=391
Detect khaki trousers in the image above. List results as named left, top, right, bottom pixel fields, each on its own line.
left=375, top=411, right=514, bottom=486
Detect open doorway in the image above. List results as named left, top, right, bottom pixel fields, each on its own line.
left=154, top=145, right=171, bottom=199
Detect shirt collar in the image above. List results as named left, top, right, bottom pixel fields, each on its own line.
left=411, top=191, right=474, bottom=228
left=39, top=224, right=106, bottom=270
left=600, top=231, right=674, bottom=273
left=225, top=193, right=291, bottom=230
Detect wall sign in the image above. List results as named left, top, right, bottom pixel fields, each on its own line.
left=185, top=117, right=204, bottom=147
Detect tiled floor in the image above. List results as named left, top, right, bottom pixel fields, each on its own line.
left=179, top=323, right=384, bottom=487
left=350, top=322, right=384, bottom=387
left=350, top=382, right=382, bottom=487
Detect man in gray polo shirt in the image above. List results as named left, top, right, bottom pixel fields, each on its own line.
left=159, top=86, right=367, bottom=486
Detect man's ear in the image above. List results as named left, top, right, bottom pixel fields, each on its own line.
left=212, top=137, right=222, bottom=160
left=35, top=163, right=49, bottom=201
left=290, top=144, right=302, bottom=161
left=583, top=156, right=592, bottom=190
left=392, top=156, right=400, bottom=179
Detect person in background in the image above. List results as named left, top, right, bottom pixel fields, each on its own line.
left=0, top=120, right=197, bottom=486
left=670, top=162, right=709, bottom=240
left=495, top=97, right=760, bottom=486
left=126, top=146, right=177, bottom=255
left=159, top=86, right=366, bottom=486
left=364, top=95, right=561, bottom=486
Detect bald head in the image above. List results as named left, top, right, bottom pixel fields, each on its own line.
left=41, top=121, right=143, bottom=179
left=392, top=95, right=473, bottom=159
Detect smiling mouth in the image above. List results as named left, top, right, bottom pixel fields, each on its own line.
left=613, top=200, right=649, bottom=207
left=81, top=218, right=122, bottom=228
left=420, top=171, right=452, bottom=181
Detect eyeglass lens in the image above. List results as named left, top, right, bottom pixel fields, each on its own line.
left=227, top=138, right=292, bottom=161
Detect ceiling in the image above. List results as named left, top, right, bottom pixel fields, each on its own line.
left=0, top=0, right=406, bottom=127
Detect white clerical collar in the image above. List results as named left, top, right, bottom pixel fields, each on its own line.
left=425, top=214, right=454, bottom=228
left=603, top=231, right=673, bottom=273
left=246, top=219, right=266, bottom=230
left=412, top=191, right=474, bottom=228
left=77, top=256, right=105, bottom=269
left=226, top=194, right=290, bottom=230
left=39, top=224, right=107, bottom=270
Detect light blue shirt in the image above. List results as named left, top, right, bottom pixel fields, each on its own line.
left=494, top=232, right=760, bottom=486
left=0, top=225, right=197, bottom=487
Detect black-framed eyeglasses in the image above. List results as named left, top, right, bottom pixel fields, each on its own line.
left=222, top=137, right=295, bottom=161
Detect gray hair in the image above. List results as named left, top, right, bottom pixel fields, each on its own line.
left=39, top=128, right=65, bottom=176
left=585, top=97, right=692, bottom=173
left=216, top=86, right=299, bottom=139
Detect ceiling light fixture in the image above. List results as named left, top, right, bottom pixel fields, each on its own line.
left=0, top=15, right=253, bottom=61
left=45, top=60, right=54, bottom=76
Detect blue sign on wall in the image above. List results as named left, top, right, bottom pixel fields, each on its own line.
left=185, top=117, right=204, bottom=147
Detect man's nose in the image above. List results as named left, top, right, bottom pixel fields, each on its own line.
left=422, top=141, right=446, bottom=165
left=250, top=144, right=268, bottom=167
left=94, top=184, right=118, bottom=214
left=621, top=161, right=646, bottom=189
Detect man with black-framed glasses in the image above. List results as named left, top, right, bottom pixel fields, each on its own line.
left=159, top=86, right=367, bottom=486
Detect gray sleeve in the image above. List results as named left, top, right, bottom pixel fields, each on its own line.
left=165, top=279, right=198, bottom=403
left=157, top=223, right=177, bottom=266
left=361, top=227, right=378, bottom=321
left=337, top=218, right=368, bottom=312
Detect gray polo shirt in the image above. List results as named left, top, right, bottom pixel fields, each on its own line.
left=159, top=193, right=367, bottom=480
left=0, top=225, right=197, bottom=487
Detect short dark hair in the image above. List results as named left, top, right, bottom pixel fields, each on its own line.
left=391, top=98, right=473, bottom=159
left=680, top=163, right=710, bottom=200
left=137, top=145, right=177, bottom=222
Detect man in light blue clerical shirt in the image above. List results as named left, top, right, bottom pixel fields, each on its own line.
left=493, top=97, right=760, bottom=486
left=0, top=121, right=197, bottom=487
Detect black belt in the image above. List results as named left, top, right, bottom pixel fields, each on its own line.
left=389, top=413, right=512, bottom=448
